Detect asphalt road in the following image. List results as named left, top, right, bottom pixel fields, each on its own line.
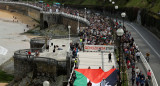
left=125, top=21, right=160, bottom=86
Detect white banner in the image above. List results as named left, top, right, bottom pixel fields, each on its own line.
left=84, top=45, right=114, bottom=52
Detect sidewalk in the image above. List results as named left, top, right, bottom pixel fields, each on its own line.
left=127, top=61, right=148, bottom=86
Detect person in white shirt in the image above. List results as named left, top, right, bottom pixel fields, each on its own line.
left=135, top=67, right=140, bottom=74
left=135, top=51, right=141, bottom=62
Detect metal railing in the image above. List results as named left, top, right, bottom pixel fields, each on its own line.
left=0, top=1, right=90, bottom=26
left=0, top=1, right=42, bottom=10
left=67, top=55, right=80, bottom=86
left=134, top=43, right=158, bottom=86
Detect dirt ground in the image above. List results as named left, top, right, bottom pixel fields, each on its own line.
left=0, top=83, right=8, bottom=86
left=0, top=9, right=38, bottom=29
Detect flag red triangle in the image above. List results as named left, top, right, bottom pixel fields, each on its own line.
left=75, top=68, right=116, bottom=83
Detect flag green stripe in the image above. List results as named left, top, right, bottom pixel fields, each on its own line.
left=74, top=71, right=87, bottom=86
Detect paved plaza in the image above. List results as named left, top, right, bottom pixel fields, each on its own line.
left=78, top=51, right=116, bottom=72
left=39, top=38, right=71, bottom=61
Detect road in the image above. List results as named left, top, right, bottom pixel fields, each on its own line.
left=125, top=21, right=160, bottom=86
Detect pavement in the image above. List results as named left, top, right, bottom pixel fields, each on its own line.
left=78, top=51, right=116, bottom=72
left=125, top=21, right=160, bottom=86
left=39, top=38, right=71, bottom=61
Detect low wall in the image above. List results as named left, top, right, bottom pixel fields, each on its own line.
left=41, top=12, right=90, bottom=34
left=13, top=49, right=67, bottom=81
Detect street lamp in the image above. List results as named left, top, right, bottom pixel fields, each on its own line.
left=43, top=81, right=50, bottom=86
left=115, top=6, right=118, bottom=22
left=98, top=48, right=104, bottom=71
left=77, top=13, right=80, bottom=34
left=61, top=4, right=64, bottom=13
left=68, top=25, right=71, bottom=49
left=84, top=8, right=86, bottom=19
left=116, top=27, right=124, bottom=86
left=121, top=12, right=126, bottom=28
left=112, top=1, right=115, bottom=5
left=111, top=1, right=115, bottom=14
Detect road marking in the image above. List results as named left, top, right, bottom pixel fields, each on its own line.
left=0, top=46, right=8, bottom=55
left=126, top=23, right=160, bottom=58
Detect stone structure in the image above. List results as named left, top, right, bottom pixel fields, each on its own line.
left=13, top=37, right=69, bottom=83
left=0, top=1, right=88, bottom=85
left=41, top=12, right=90, bottom=34
left=0, top=2, right=41, bottom=21
left=0, top=1, right=90, bottom=34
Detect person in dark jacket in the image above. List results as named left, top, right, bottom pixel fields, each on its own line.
left=145, top=77, right=149, bottom=86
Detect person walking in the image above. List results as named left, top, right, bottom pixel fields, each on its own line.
left=147, top=70, right=151, bottom=80
left=28, top=50, right=31, bottom=58
left=135, top=67, right=140, bottom=74
left=146, top=52, right=150, bottom=62
left=136, top=51, right=141, bottom=62
left=87, top=81, right=92, bottom=86
left=25, top=50, right=28, bottom=58
left=145, top=77, right=149, bottom=86
left=108, top=52, right=112, bottom=62
left=140, top=78, right=145, bottom=86
left=136, top=76, right=140, bottom=86
left=131, top=74, right=135, bottom=86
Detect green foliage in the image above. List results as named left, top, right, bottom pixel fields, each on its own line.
left=0, top=70, right=14, bottom=82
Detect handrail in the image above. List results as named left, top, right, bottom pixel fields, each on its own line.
left=0, top=1, right=90, bottom=26
left=67, top=62, right=75, bottom=86
left=67, top=52, right=80, bottom=86
left=134, top=43, right=158, bottom=86
left=140, top=52, right=158, bottom=86
left=0, top=1, right=42, bottom=10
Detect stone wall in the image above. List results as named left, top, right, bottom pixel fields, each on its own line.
left=13, top=49, right=67, bottom=82
left=0, top=2, right=90, bottom=34
left=41, top=12, right=89, bottom=34
left=0, top=2, right=41, bottom=21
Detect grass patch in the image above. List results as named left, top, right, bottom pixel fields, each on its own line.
left=149, top=1, right=160, bottom=13
left=0, top=70, right=14, bottom=82
left=125, top=0, right=148, bottom=8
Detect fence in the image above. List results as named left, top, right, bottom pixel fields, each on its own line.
left=67, top=55, right=80, bottom=86
left=134, top=43, right=158, bottom=86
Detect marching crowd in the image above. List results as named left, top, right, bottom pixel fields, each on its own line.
left=121, top=25, right=151, bottom=86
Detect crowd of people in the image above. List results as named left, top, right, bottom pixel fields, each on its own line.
left=78, top=15, right=114, bottom=45
left=122, top=25, right=151, bottom=86
left=11, top=2, right=152, bottom=86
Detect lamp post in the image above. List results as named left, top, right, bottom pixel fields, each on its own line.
left=62, top=4, right=64, bottom=12
left=101, top=51, right=104, bottom=71
left=121, top=12, right=126, bottom=28
left=68, top=25, right=71, bottom=49
left=99, top=48, right=104, bottom=71
left=116, top=27, right=124, bottom=86
left=112, top=1, right=115, bottom=14
left=43, top=81, right=50, bottom=86
left=84, top=8, right=86, bottom=19
left=115, top=6, right=118, bottom=22
left=34, top=0, right=36, bottom=6
left=77, top=13, right=80, bottom=34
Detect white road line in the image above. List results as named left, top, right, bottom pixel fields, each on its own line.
left=126, top=23, right=160, bottom=58
left=0, top=46, right=8, bottom=55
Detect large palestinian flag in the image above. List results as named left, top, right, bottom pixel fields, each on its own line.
left=74, top=68, right=117, bottom=86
